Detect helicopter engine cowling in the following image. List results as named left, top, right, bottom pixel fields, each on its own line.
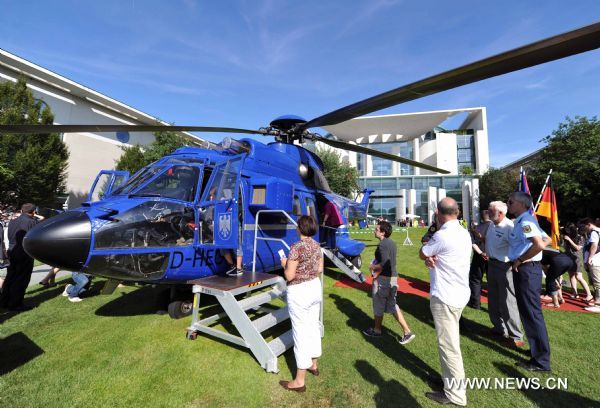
left=23, top=211, right=92, bottom=271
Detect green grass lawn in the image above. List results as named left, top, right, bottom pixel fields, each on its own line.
left=1, top=228, right=599, bottom=407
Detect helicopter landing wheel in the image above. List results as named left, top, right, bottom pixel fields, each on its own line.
left=168, top=300, right=193, bottom=319
left=186, top=330, right=198, bottom=340
left=350, top=255, right=362, bottom=269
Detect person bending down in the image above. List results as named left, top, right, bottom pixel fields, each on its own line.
left=62, top=272, right=91, bottom=303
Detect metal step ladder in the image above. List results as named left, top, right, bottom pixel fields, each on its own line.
left=186, top=272, right=294, bottom=373
left=321, top=248, right=366, bottom=283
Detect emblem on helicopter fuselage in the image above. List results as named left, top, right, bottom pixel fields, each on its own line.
left=218, top=213, right=232, bottom=240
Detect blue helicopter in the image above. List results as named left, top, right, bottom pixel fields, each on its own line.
left=1, top=23, right=599, bottom=318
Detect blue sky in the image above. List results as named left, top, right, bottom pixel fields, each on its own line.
left=1, top=0, right=599, bottom=167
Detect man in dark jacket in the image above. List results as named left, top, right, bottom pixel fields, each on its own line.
left=0, top=203, right=39, bottom=311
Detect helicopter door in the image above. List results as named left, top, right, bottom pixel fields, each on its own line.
left=198, top=155, right=244, bottom=249
left=87, top=170, right=130, bottom=202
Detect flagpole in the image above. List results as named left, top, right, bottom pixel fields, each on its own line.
left=519, top=166, right=523, bottom=191
left=534, top=169, right=553, bottom=212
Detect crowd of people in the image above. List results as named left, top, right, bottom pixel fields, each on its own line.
left=278, top=194, right=598, bottom=406
left=2, top=195, right=599, bottom=405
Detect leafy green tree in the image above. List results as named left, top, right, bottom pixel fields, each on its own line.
left=115, top=145, right=146, bottom=174
left=0, top=77, right=69, bottom=207
left=531, top=116, right=600, bottom=220
left=459, top=165, right=474, bottom=175
left=316, top=148, right=359, bottom=198
left=479, top=167, right=519, bottom=210
left=116, top=131, right=188, bottom=174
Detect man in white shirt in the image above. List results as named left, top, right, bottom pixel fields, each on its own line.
left=582, top=218, right=600, bottom=313
left=420, top=197, right=472, bottom=406
left=482, top=201, right=524, bottom=347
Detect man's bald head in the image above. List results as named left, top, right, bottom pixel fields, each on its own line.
left=438, top=197, right=459, bottom=216
left=436, top=197, right=460, bottom=225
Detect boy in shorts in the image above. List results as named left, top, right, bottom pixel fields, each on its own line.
left=362, top=220, right=416, bottom=345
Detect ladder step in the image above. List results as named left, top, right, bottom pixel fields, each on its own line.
left=252, top=307, right=289, bottom=333
left=268, top=329, right=294, bottom=357
left=237, top=287, right=284, bottom=311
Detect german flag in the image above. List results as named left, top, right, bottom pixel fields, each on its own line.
left=535, top=177, right=560, bottom=249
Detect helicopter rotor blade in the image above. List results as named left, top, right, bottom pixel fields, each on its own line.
left=313, top=135, right=450, bottom=174
left=303, top=22, right=600, bottom=129
left=0, top=124, right=267, bottom=135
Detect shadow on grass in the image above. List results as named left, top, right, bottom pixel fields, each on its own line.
left=0, top=332, right=44, bottom=376
left=0, top=284, right=66, bottom=324
left=395, top=277, right=526, bottom=362
left=355, top=360, right=419, bottom=407
left=95, top=285, right=168, bottom=317
left=494, top=362, right=600, bottom=408
left=329, top=293, right=440, bottom=391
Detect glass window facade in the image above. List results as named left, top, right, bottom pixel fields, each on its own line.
left=356, top=152, right=365, bottom=176
left=359, top=175, right=472, bottom=221
left=397, top=141, right=414, bottom=175
left=370, top=144, right=393, bottom=176
left=456, top=134, right=475, bottom=171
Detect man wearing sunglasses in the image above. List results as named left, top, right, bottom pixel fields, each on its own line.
left=507, top=192, right=551, bottom=372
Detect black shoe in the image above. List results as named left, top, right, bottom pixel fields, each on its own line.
left=225, top=267, right=243, bottom=277
left=515, top=361, right=551, bottom=372
left=362, top=328, right=382, bottom=337
left=428, top=376, right=444, bottom=390
left=425, top=391, right=457, bottom=405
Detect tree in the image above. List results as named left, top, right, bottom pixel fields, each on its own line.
left=479, top=167, right=519, bottom=210
left=315, top=148, right=359, bottom=198
left=0, top=77, right=69, bottom=207
left=459, top=165, right=474, bottom=175
left=530, top=116, right=600, bottom=220
left=115, top=131, right=188, bottom=174
left=115, top=145, right=146, bottom=174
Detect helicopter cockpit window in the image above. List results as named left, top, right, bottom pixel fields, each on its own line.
left=200, top=157, right=242, bottom=244
left=94, top=201, right=196, bottom=249
left=164, top=157, right=206, bottom=165
left=112, top=166, right=163, bottom=196
left=90, top=174, right=111, bottom=202
left=200, top=158, right=242, bottom=202
left=112, top=174, right=128, bottom=191
left=134, top=165, right=200, bottom=202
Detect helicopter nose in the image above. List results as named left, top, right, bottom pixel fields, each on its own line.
left=24, top=211, right=92, bottom=271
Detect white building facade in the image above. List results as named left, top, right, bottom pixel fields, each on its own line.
left=0, top=49, right=209, bottom=209
left=321, top=108, right=489, bottom=225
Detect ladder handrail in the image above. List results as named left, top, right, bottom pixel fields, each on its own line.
left=252, top=210, right=297, bottom=273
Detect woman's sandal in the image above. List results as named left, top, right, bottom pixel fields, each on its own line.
left=279, top=380, right=306, bottom=393
left=584, top=296, right=595, bottom=306
left=307, top=367, right=320, bottom=376
left=569, top=294, right=580, bottom=300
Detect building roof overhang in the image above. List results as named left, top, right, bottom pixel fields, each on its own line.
left=0, top=48, right=210, bottom=147
left=321, top=107, right=485, bottom=144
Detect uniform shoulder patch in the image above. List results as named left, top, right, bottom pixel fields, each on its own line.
left=523, top=225, right=532, bottom=233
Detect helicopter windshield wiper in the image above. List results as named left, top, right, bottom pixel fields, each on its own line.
left=128, top=193, right=163, bottom=198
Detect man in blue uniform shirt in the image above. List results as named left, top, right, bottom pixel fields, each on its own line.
left=507, top=192, right=551, bottom=372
